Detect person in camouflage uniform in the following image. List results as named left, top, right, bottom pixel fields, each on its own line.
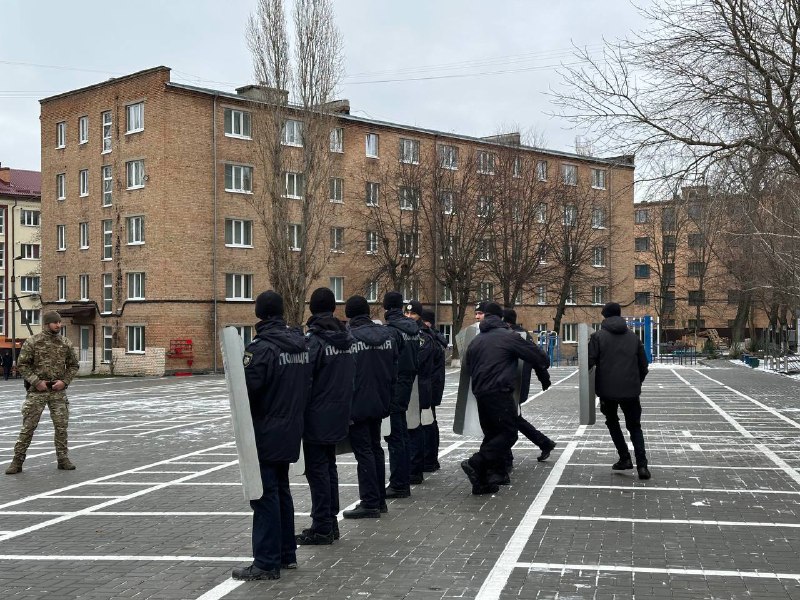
left=5, top=311, right=79, bottom=474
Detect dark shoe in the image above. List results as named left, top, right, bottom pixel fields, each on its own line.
left=487, top=472, right=511, bottom=486
left=637, top=465, right=651, bottom=480
left=295, top=529, right=334, bottom=545
left=537, top=442, right=556, bottom=462
left=461, top=460, right=481, bottom=487
left=5, top=460, right=23, bottom=475
left=423, top=462, right=441, bottom=472
left=471, top=483, right=500, bottom=495
left=57, top=458, right=75, bottom=470
left=231, top=564, right=280, bottom=580
left=410, top=474, right=424, bottom=485
left=612, top=457, right=633, bottom=470
left=332, top=522, right=340, bottom=540
left=281, top=561, right=297, bottom=569
left=343, top=504, right=381, bottom=519
left=379, top=501, right=388, bottom=514
left=385, top=486, right=410, bottom=499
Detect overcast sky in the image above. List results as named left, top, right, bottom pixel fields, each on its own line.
left=0, top=0, right=648, bottom=172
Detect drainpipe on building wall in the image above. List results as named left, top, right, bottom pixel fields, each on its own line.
left=10, top=199, right=17, bottom=364
left=212, top=95, right=219, bottom=373
left=432, top=135, right=440, bottom=326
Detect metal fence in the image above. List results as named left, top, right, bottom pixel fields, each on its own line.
left=762, top=355, right=800, bottom=374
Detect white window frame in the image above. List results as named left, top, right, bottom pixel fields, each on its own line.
left=79, top=169, right=89, bottom=197
left=23, top=309, right=40, bottom=326
left=56, top=225, right=66, bottom=251
left=330, top=227, right=344, bottom=253
left=591, top=168, right=607, bottom=190
left=634, top=208, right=649, bottom=224
left=477, top=196, right=493, bottom=218
left=225, top=218, right=252, bottom=248
left=329, top=127, right=343, bottom=152
left=440, top=285, right=452, bottom=304
left=126, top=102, right=144, bottom=134
left=477, top=151, right=495, bottom=175
left=283, top=171, right=303, bottom=199
left=126, top=325, right=145, bottom=354
left=56, top=276, right=67, bottom=302
left=563, top=204, right=577, bottom=226
left=127, top=272, right=145, bottom=300
left=80, top=274, right=90, bottom=301
left=366, top=231, right=379, bottom=255
left=102, top=273, right=113, bottom=314
left=592, top=207, right=607, bottom=229
left=536, top=285, right=547, bottom=305
left=79, top=222, right=89, bottom=249
left=439, top=144, right=458, bottom=170
left=78, top=116, right=89, bottom=144
left=565, top=285, right=577, bottom=305
left=592, top=285, right=607, bottom=305
left=224, top=108, right=252, bottom=139
left=536, top=160, right=548, bottom=181
left=329, top=276, right=344, bottom=302
left=126, top=216, right=145, bottom=245
left=399, top=186, right=419, bottom=211
left=399, top=138, right=420, bottom=164
left=592, top=246, right=607, bottom=267
left=101, top=110, right=112, bottom=153
left=21, top=243, right=41, bottom=259
left=365, top=133, right=379, bottom=158
left=56, top=173, right=66, bottom=200
left=126, top=160, right=145, bottom=189
left=398, top=231, right=419, bottom=258
left=439, top=191, right=454, bottom=215
left=21, top=276, right=41, bottom=293
left=512, top=156, right=522, bottom=178
left=439, top=324, right=453, bottom=347
left=225, top=274, right=253, bottom=301
left=233, top=325, right=254, bottom=346
left=561, top=164, right=578, bottom=186
left=478, top=238, right=493, bottom=262
left=365, top=181, right=379, bottom=206
left=225, top=164, right=253, bottom=194
left=101, top=165, right=113, bottom=206
left=102, top=326, right=113, bottom=363
left=366, top=280, right=379, bottom=303
left=479, top=281, right=494, bottom=301
left=535, top=203, right=547, bottom=224
left=281, top=119, right=303, bottom=146
left=287, top=224, right=302, bottom=251
left=56, top=121, right=66, bottom=148
left=102, top=220, right=113, bottom=260
left=21, top=210, right=40, bottom=227
left=329, top=177, right=344, bottom=203
left=562, top=323, right=577, bottom=343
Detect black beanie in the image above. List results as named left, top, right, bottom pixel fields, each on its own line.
left=421, top=310, right=436, bottom=325
left=310, top=287, right=336, bottom=314
left=404, top=300, right=423, bottom=316
left=383, top=291, right=404, bottom=310
left=255, top=290, right=283, bottom=319
left=484, top=302, right=503, bottom=317
left=345, top=295, right=370, bottom=318
left=601, top=302, right=622, bottom=318
left=502, top=308, right=517, bottom=325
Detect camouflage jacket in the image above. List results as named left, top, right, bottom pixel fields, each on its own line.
left=17, top=330, right=80, bottom=390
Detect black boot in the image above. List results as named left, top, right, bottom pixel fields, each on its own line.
left=537, top=442, right=556, bottom=462
left=342, top=504, right=381, bottom=519
left=612, top=457, right=633, bottom=470
left=231, top=564, right=280, bottom=580
left=637, top=465, right=651, bottom=480
left=296, top=528, right=334, bottom=545
left=385, top=486, right=410, bottom=499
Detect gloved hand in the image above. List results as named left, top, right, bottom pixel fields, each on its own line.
left=541, top=380, right=551, bottom=392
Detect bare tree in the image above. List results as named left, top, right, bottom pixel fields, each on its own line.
left=246, top=0, right=343, bottom=325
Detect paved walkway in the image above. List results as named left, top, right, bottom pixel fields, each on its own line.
left=0, top=363, right=798, bottom=599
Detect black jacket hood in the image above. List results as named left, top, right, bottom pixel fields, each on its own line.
left=601, top=316, right=629, bottom=335
left=479, top=314, right=508, bottom=333
left=431, top=328, right=448, bottom=348
left=307, top=312, right=353, bottom=350
left=350, top=317, right=393, bottom=347
left=255, top=318, right=307, bottom=353
left=385, top=308, right=419, bottom=336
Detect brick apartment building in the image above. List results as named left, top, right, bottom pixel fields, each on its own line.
left=0, top=164, right=42, bottom=358
left=39, top=66, right=635, bottom=375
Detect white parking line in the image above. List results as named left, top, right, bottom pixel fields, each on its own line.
left=517, top=561, right=800, bottom=580
left=556, top=484, right=800, bottom=495
left=541, top=515, right=800, bottom=528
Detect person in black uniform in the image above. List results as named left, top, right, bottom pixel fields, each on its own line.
left=461, top=302, right=551, bottom=495
left=421, top=310, right=447, bottom=473
left=2, top=351, right=12, bottom=380
left=297, top=288, right=355, bottom=545
left=589, top=302, right=651, bottom=480
left=382, top=291, right=420, bottom=499
left=502, top=309, right=556, bottom=465
left=404, top=300, right=434, bottom=485
left=342, top=295, right=398, bottom=519
left=233, top=291, right=312, bottom=581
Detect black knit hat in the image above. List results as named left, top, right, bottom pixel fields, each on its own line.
left=383, top=291, right=404, bottom=310
left=404, top=300, right=423, bottom=316
left=601, top=302, right=622, bottom=318
left=421, top=310, right=436, bottom=326
left=255, top=291, right=283, bottom=319
left=345, top=295, right=370, bottom=318
left=475, top=301, right=489, bottom=313
left=483, top=302, right=503, bottom=317
left=502, top=308, right=517, bottom=325
left=310, top=287, right=336, bottom=314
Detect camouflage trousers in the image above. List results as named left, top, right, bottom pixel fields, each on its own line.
left=12, top=392, right=70, bottom=460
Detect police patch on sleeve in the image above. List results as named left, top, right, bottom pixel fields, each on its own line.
left=243, top=352, right=253, bottom=367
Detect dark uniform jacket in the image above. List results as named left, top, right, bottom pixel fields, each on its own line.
left=588, top=316, right=649, bottom=398
left=429, top=328, right=448, bottom=407
left=244, top=317, right=311, bottom=463
left=304, top=313, right=355, bottom=444
left=510, top=323, right=550, bottom=403
left=348, top=315, right=398, bottom=421
left=466, top=315, right=551, bottom=398
left=416, top=322, right=435, bottom=410
left=384, top=308, right=420, bottom=413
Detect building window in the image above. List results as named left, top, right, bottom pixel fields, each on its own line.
left=398, top=231, right=419, bottom=257
left=366, top=231, right=378, bottom=254
left=365, top=133, right=379, bottom=157
left=233, top=325, right=254, bottom=346
left=688, top=319, right=706, bottom=330
left=80, top=274, right=90, bottom=301
left=125, top=216, right=144, bottom=245
left=329, top=276, right=344, bottom=302
left=591, top=168, right=607, bottom=189
left=536, top=160, right=548, bottom=181
left=78, top=116, right=88, bottom=144
left=399, top=138, right=420, bottom=164
left=688, top=233, right=704, bottom=249
left=634, top=208, right=649, bottom=224
left=477, top=196, right=493, bottom=218
left=439, top=323, right=453, bottom=346
left=439, top=191, right=454, bottom=215
left=126, top=325, right=145, bottom=353
left=592, top=246, right=607, bottom=267
left=535, top=203, right=547, bottom=224
left=477, top=151, right=495, bottom=174
left=563, top=204, right=577, bottom=226
left=56, top=122, right=66, bottom=148
left=365, top=181, right=379, bottom=206
left=591, top=207, right=607, bottom=228
left=536, top=285, right=547, bottom=305
left=329, top=177, right=344, bottom=203
left=688, top=262, right=704, bottom=277
left=663, top=263, right=675, bottom=286
left=402, top=280, right=417, bottom=301
left=102, top=219, right=113, bottom=260
left=126, top=102, right=144, bottom=133
left=562, top=323, right=577, bottom=342
left=225, top=218, right=252, bottom=247
left=366, top=280, right=379, bottom=303
left=0, top=243, right=4, bottom=269
left=224, top=108, right=251, bottom=138
left=79, top=222, right=89, bottom=249
left=330, top=227, right=344, bottom=252
left=592, top=286, right=607, bottom=305
left=329, top=127, right=343, bottom=152
left=634, top=264, right=650, bottom=279
left=225, top=164, right=253, bottom=194
left=101, top=110, right=112, bottom=153
left=102, top=326, right=113, bottom=362
left=225, top=274, right=253, bottom=300
left=537, top=242, right=549, bottom=264
left=399, top=186, right=419, bottom=211
left=127, top=272, right=145, bottom=300
left=102, top=165, right=113, bottom=206
left=635, top=292, right=651, bottom=306
left=22, top=310, right=40, bottom=326
left=281, top=119, right=303, bottom=146
left=440, top=285, right=452, bottom=303
left=565, top=285, right=577, bottom=305
left=663, top=291, right=676, bottom=312
left=479, top=281, right=494, bottom=301
left=21, top=276, right=41, bottom=293
left=662, top=207, right=677, bottom=231
left=56, top=173, right=66, bottom=200
left=21, top=210, right=40, bottom=227
left=561, top=164, right=578, bottom=185
left=512, top=156, right=522, bottom=178
left=283, top=171, right=303, bottom=199
left=126, top=160, right=145, bottom=189
left=79, top=169, right=89, bottom=197
left=102, top=273, right=113, bottom=313
left=56, top=226, right=66, bottom=251
left=663, top=235, right=677, bottom=255
left=478, top=238, right=493, bottom=262
left=688, top=290, right=705, bottom=306
left=438, top=144, right=458, bottom=169
left=21, top=243, right=41, bottom=259
left=635, top=236, right=650, bottom=252
left=287, top=224, right=302, bottom=251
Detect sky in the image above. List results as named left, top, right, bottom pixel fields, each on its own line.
left=0, top=0, right=649, bottom=173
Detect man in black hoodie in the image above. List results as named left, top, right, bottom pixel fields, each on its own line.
left=421, top=309, right=447, bottom=473
left=462, top=302, right=551, bottom=495
left=343, top=295, right=398, bottom=519
left=405, top=300, right=434, bottom=485
left=297, top=288, right=355, bottom=545
left=589, top=302, right=651, bottom=480
left=233, top=291, right=312, bottom=581
left=382, top=291, right=420, bottom=499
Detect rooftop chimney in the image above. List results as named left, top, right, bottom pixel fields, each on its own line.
left=481, top=132, right=521, bottom=145
left=0, top=166, right=10, bottom=184
left=236, top=84, right=289, bottom=105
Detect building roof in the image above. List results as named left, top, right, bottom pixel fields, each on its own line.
left=39, top=66, right=171, bottom=104
left=0, top=167, right=41, bottom=199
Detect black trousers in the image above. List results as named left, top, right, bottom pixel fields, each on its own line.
left=303, top=442, right=339, bottom=534
left=408, top=414, right=424, bottom=479
left=250, top=461, right=296, bottom=570
left=471, top=392, right=519, bottom=480
left=505, top=413, right=553, bottom=468
left=349, top=418, right=385, bottom=509
left=385, top=411, right=410, bottom=490
left=423, top=406, right=440, bottom=469
left=600, top=396, right=648, bottom=466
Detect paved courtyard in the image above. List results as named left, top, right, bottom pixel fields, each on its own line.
left=0, top=362, right=799, bottom=599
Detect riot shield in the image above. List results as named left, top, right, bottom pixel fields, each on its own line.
left=452, top=323, right=483, bottom=436
left=220, top=327, right=263, bottom=501
left=513, top=330, right=533, bottom=407
left=578, top=323, right=597, bottom=425
left=406, top=375, right=421, bottom=429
